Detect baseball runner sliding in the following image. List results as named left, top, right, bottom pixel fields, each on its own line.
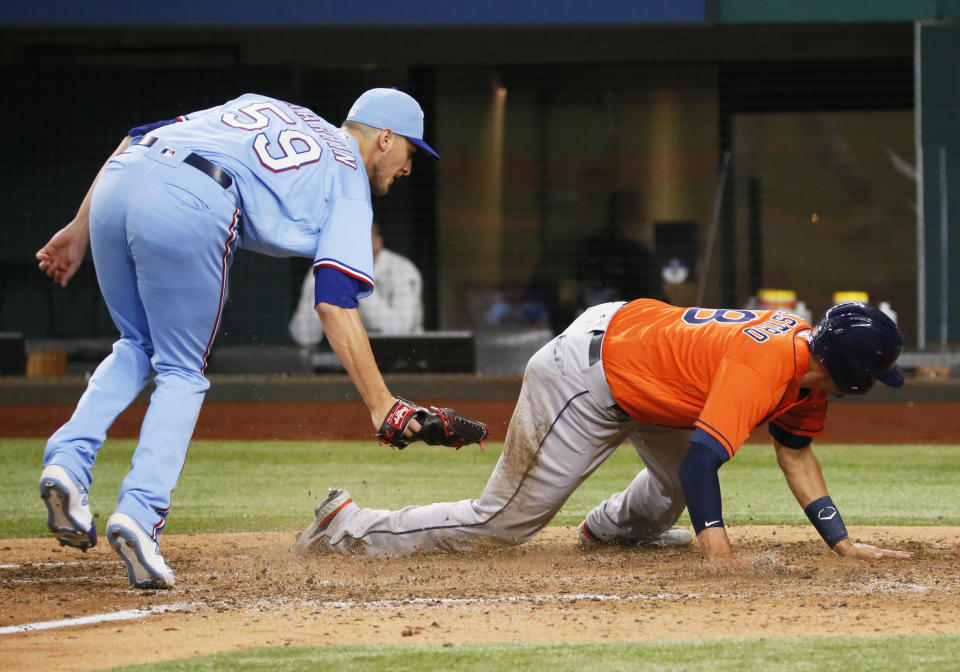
left=294, top=299, right=911, bottom=571
left=36, top=89, right=486, bottom=589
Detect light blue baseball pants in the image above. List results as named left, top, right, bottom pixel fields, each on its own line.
left=44, top=143, right=240, bottom=539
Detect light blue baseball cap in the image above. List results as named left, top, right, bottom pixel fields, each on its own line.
left=346, top=88, right=440, bottom=159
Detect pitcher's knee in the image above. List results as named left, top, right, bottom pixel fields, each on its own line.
left=115, top=337, right=153, bottom=360
left=153, top=366, right=210, bottom=393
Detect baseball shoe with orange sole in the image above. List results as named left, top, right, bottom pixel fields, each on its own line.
left=291, top=488, right=353, bottom=554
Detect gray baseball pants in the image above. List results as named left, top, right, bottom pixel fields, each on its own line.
left=323, top=302, right=691, bottom=556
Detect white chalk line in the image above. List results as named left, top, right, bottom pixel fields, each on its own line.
left=5, top=576, right=109, bottom=584
left=4, top=579, right=948, bottom=636
left=1, top=593, right=700, bottom=637
left=0, top=560, right=118, bottom=570
left=0, top=602, right=198, bottom=636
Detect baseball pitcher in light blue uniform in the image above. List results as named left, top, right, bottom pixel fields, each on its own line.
left=35, top=88, right=441, bottom=588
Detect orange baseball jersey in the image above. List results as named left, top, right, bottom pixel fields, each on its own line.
left=601, top=299, right=827, bottom=460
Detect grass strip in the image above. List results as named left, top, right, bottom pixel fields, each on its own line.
left=2, top=439, right=957, bottom=538
left=106, top=635, right=960, bottom=672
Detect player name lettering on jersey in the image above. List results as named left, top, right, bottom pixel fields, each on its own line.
left=287, top=104, right=358, bottom=169
left=742, top=311, right=799, bottom=343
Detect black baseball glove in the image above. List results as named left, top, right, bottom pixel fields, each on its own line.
left=376, top=397, right=490, bottom=449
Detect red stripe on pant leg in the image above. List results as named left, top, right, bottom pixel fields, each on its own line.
left=151, top=505, right=170, bottom=540
left=201, top=208, right=239, bottom=373
left=319, top=499, right=353, bottom=527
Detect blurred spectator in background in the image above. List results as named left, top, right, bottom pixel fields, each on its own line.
left=530, top=189, right=665, bottom=335
left=290, top=221, right=423, bottom=346
left=576, top=189, right=665, bottom=307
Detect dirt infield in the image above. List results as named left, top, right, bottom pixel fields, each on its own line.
left=3, top=398, right=958, bottom=670
left=2, top=526, right=959, bottom=671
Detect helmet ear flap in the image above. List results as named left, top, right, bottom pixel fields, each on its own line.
left=811, top=326, right=865, bottom=394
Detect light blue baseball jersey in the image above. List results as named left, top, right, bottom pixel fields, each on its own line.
left=44, top=94, right=383, bottom=554
left=137, top=93, right=375, bottom=297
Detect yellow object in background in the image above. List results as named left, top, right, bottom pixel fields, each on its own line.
left=832, top=291, right=869, bottom=305
left=757, top=288, right=797, bottom=310
left=26, top=350, right=67, bottom=378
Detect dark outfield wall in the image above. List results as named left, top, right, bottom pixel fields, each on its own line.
left=2, top=376, right=958, bottom=444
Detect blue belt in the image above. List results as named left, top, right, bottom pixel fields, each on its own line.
left=135, top=136, right=233, bottom=189
left=587, top=329, right=625, bottom=413
left=588, top=330, right=604, bottom=366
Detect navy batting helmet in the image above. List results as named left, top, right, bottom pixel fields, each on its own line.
left=809, top=302, right=904, bottom=395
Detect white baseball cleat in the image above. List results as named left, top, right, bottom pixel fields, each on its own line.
left=39, top=465, right=97, bottom=551
left=579, top=520, right=694, bottom=548
left=642, top=527, right=695, bottom=548
left=292, top=488, right=353, bottom=554
left=106, top=513, right=175, bottom=589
